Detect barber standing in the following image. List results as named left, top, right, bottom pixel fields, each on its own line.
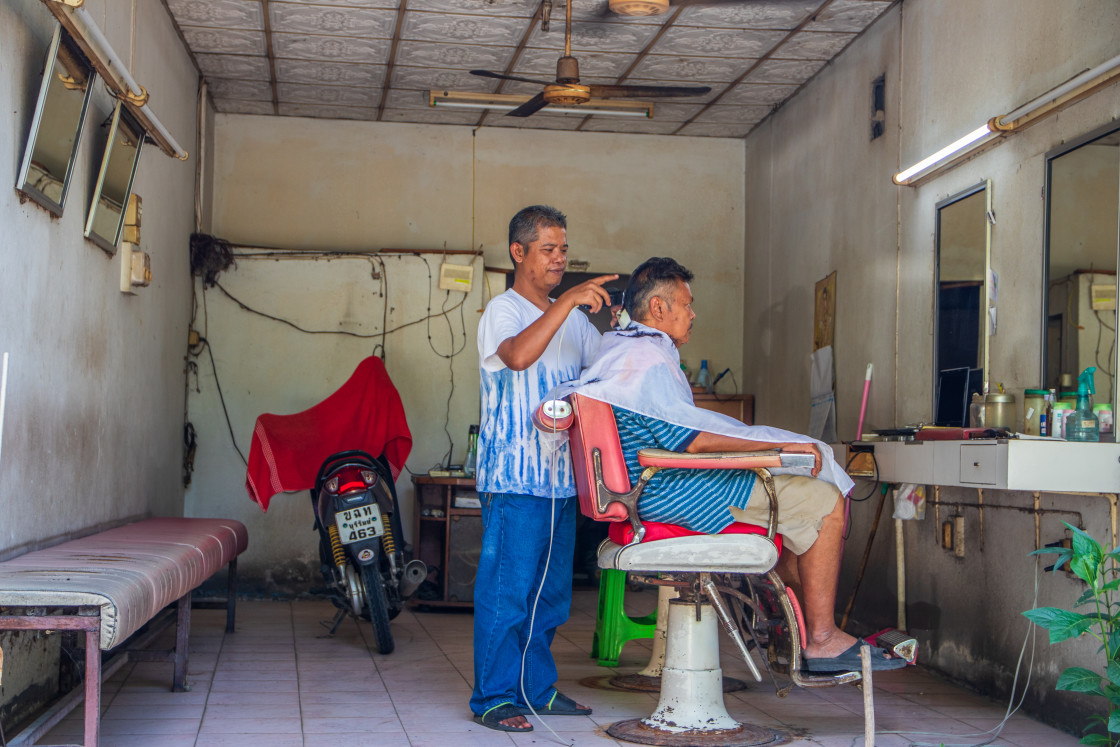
left=470, top=205, right=615, bottom=733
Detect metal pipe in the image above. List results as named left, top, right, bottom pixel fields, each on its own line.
left=997, top=53, right=1120, bottom=126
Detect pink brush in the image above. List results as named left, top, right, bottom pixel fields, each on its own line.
left=855, top=363, right=872, bottom=440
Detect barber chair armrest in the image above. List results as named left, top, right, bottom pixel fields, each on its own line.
left=637, top=448, right=816, bottom=471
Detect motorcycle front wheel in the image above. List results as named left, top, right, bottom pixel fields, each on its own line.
left=360, top=563, right=395, bottom=654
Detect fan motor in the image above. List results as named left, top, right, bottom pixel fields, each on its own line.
left=544, top=83, right=591, bottom=106
left=609, top=0, right=670, bottom=16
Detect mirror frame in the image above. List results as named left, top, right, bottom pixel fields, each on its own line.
left=1042, top=120, right=1120, bottom=406
left=15, top=25, right=95, bottom=217
left=933, top=179, right=992, bottom=419
left=84, top=103, right=144, bottom=255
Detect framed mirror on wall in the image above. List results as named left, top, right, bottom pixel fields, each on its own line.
left=934, top=180, right=991, bottom=427
left=1044, top=122, right=1119, bottom=413
left=85, top=103, right=144, bottom=255
left=15, top=25, right=95, bottom=216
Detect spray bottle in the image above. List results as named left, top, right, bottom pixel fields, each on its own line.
left=1065, top=367, right=1100, bottom=443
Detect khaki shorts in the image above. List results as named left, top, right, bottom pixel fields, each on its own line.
left=727, top=475, right=841, bottom=555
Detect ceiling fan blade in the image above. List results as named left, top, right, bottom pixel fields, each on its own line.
left=589, top=84, right=712, bottom=99
left=469, top=70, right=555, bottom=86
left=506, top=93, right=550, bottom=118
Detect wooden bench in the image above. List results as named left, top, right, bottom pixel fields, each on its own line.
left=0, top=517, right=248, bottom=747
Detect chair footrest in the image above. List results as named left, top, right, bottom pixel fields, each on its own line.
left=598, top=534, right=779, bottom=573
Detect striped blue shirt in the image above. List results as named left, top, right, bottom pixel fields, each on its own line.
left=613, top=407, right=756, bottom=534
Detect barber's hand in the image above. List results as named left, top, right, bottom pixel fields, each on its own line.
left=559, top=274, right=618, bottom=314
left=780, top=443, right=822, bottom=477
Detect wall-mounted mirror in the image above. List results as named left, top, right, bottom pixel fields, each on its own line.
left=85, top=104, right=144, bottom=254
left=933, top=180, right=991, bottom=426
left=16, top=25, right=95, bottom=216
left=1044, top=122, right=1119, bottom=414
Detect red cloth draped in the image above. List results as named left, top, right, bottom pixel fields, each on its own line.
left=245, top=357, right=412, bottom=511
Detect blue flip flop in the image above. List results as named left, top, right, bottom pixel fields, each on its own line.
left=530, top=691, right=593, bottom=716
left=804, top=638, right=907, bottom=673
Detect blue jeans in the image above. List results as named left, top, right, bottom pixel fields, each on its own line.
left=470, top=492, right=577, bottom=715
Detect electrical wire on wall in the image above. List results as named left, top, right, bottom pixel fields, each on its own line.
left=184, top=234, right=478, bottom=476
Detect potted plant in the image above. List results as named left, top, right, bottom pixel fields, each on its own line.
left=1024, top=522, right=1120, bottom=746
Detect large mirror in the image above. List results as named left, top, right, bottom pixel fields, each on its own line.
left=16, top=25, right=95, bottom=216
left=934, top=181, right=991, bottom=426
left=85, top=104, right=144, bottom=254
left=1044, top=123, right=1119, bottom=415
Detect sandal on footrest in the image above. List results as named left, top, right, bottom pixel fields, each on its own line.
left=474, top=702, right=533, bottom=732
left=533, top=691, right=592, bottom=716
left=804, top=638, right=908, bottom=673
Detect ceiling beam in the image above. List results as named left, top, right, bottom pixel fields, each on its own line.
left=377, top=0, right=408, bottom=121
left=260, top=0, right=279, bottom=115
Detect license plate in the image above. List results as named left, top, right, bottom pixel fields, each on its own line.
left=336, top=504, right=384, bottom=544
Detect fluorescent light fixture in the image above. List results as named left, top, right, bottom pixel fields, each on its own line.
left=429, top=91, right=652, bottom=118
left=895, top=52, right=1120, bottom=186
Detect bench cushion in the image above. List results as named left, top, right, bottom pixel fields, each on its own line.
left=0, top=518, right=248, bottom=649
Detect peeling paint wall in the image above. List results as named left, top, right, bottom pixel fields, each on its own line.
left=0, top=0, right=198, bottom=729
left=744, top=0, right=1120, bottom=735
left=187, top=116, right=746, bottom=591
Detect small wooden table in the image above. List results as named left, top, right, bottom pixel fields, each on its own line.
left=411, top=475, right=481, bottom=608
left=694, top=392, right=754, bottom=424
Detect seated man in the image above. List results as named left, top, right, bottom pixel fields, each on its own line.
left=550, top=257, right=905, bottom=673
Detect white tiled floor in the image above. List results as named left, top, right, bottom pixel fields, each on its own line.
left=42, top=588, right=1080, bottom=746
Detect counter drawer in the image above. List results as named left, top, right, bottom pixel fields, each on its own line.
left=959, top=444, right=999, bottom=485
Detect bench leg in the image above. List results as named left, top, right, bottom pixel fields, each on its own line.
left=174, top=591, right=191, bottom=692
left=226, top=558, right=238, bottom=633
left=85, top=627, right=101, bottom=747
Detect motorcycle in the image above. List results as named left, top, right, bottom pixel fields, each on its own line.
left=310, top=449, right=426, bottom=654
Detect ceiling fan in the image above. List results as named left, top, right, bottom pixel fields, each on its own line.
left=469, top=0, right=711, bottom=118
left=608, top=0, right=761, bottom=17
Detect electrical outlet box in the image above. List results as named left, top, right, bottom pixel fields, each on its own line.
left=1091, top=283, right=1116, bottom=310
left=438, top=262, right=474, bottom=293
left=120, top=241, right=151, bottom=293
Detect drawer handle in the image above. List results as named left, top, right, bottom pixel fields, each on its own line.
left=973, top=462, right=980, bottom=467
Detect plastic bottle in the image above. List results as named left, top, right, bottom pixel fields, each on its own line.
left=1023, top=389, right=1047, bottom=435
left=696, top=360, right=710, bottom=391
left=464, top=424, right=479, bottom=477
left=1065, top=367, right=1100, bottom=443
left=1044, top=389, right=1057, bottom=436
left=1052, top=404, right=1072, bottom=439
left=1093, top=403, right=1113, bottom=435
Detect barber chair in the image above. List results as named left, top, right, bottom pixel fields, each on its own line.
left=542, top=394, right=859, bottom=746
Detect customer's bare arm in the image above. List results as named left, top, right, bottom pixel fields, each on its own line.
left=685, top=432, right=821, bottom=476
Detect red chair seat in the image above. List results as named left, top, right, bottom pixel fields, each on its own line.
left=608, top=519, right=782, bottom=554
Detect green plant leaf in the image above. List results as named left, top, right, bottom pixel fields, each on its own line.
left=1059, top=667, right=1104, bottom=694
left=1078, top=587, right=1099, bottom=607
left=1033, top=546, right=1074, bottom=572
left=1024, top=608, right=1096, bottom=642
left=1080, top=734, right=1110, bottom=746
left=1102, top=579, right=1120, bottom=594
left=1109, top=661, right=1120, bottom=688
left=1109, top=708, right=1120, bottom=734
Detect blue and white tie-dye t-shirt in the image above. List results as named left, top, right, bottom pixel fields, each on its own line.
left=477, top=289, right=601, bottom=499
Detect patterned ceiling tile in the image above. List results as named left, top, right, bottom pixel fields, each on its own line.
left=208, top=78, right=274, bottom=101
left=181, top=27, right=266, bottom=56
left=514, top=47, right=635, bottom=79
left=694, top=104, right=771, bottom=124
left=676, top=121, right=757, bottom=138
left=777, top=31, right=856, bottom=60
left=381, top=107, right=485, bottom=125
left=486, top=113, right=585, bottom=130
left=395, top=40, right=514, bottom=70
left=166, top=0, right=263, bottom=30
left=214, top=99, right=275, bottom=115
left=276, top=59, right=386, bottom=87
left=805, top=0, right=894, bottom=33
left=392, top=66, right=495, bottom=92
left=269, top=3, right=398, bottom=38
left=279, top=0, right=399, bottom=7
left=402, top=12, right=527, bottom=45
left=279, top=103, right=378, bottom=120
left=628, top=55, right=750, bottom=84
left=195, top=53, right=270, bottom=80
left=277, top=82, right=382, bottom=107
left=654, top=27, right=787, bottom=58
left=742, top=57, right=827, bottom=84
left=383, top=88, right=434, bottom=109
left=526, top=21, right=663, bottom=53
left=407, top=0, right=535, bottom=17
left=580, top=117, right=682, bottom=135
left=719, top=82, right=801, bottom=106
left=271, top=33, right=391, bottom=62
left=676, top=0, right=820, bottom=30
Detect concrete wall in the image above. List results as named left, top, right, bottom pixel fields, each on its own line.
left=743, top=0, right=1120, bottom=734
left=0, top=0, right=198, bottom=729
left=185, top=115, right=746, bottom=593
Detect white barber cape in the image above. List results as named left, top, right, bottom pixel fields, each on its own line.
left=544, top=322, right=855, bottom=497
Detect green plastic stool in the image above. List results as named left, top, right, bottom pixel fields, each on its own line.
left=590, top=568, right=658, bottom=667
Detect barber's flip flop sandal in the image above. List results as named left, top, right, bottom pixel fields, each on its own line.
left=804, top=638, right=908, bottom=673
left=533, top=691, right=593, bottom=716
left=474, top=702, right=533, bottom=732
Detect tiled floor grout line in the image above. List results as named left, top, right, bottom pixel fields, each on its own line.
left=194, top=616, right=225, bottom=747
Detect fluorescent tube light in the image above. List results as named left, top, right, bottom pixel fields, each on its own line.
left=893, top=124, right=995, bottom=185
left=429, top=91, right=652, bottom=118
